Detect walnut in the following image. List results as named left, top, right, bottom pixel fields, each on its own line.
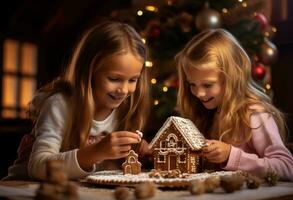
left=46, top=160, right=68, bottom=185
left=134, top=182, right=156, bottom=199
left=148, top=169, right=161, bottom=178
left=189, top=180, right=205, bottom=195
left=114, top=186, right=131, bottom=200
left=220, top=174, right=245, bottom=193
left=264, top=170, right=279, bottom=186
left=246, top=175, right=261, bottom=189
left=35, top=160, right=78, bottom=200
left=204, top=177, right=220, bottom=193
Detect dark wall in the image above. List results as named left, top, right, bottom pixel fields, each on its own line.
left=271, top=0, right=293, bottom=142
left=0, top=119, right=33, bottom=179
left=272, top=21, right=293, bottom=141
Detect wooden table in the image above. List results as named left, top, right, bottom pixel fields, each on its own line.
left=1, top=180, right=293, bottom=200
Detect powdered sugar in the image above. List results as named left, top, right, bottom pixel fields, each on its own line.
left=86, top=170, right=239, bottom=187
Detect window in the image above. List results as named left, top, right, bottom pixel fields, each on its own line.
left=160, top=140, right=167, bottom=148
left=1, top=39, right=38, bottom=118
left=179, top=154, right=186, bottom=163
left=158, top=154, right=166, bottom=163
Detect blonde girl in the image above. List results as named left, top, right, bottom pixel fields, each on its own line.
left=4, top=20, right=150, bottom=180
left=176, top=28, right=293, bottom=180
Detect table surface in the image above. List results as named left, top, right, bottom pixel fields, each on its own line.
left=1, top=180, right=293, bottom=200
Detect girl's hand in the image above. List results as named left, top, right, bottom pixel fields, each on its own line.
left=133, top=139, right=152, bottom=157
left=96, top=131, right=141, bottom=160
left=202, top=139, right=231, bottom=164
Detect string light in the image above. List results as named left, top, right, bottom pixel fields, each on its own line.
left=151, top=78, right=157, bottom=84
left=162, top=86, right=168, bottom=92
left=222, top=8, right=228, bottom=14
left=145, top=61, right=153, bottom=67
left=154, top=99, right=159, bottom=105
left=137, top=10, right=143, bottom=16
left=265, top=84, right=271, bottom=90
left=141, top=38, right=146, bottom=44
left=145, top=6, right=158, bottom=12
left=242, top=2, right=247, bottom=7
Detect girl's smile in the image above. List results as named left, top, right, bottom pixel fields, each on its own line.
left=185, top=65, right=224, bottom=110
left=93, top=52, right=143, bottom=119
left=108, top=92, right=127, bottom=102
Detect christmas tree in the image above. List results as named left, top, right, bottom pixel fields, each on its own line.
left=111, top=0, right=278, bottom=132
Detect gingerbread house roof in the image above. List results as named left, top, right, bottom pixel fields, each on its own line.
left=149, top=116, right=206, bottom=151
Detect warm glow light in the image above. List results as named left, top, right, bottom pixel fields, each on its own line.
left=20, top=77, right=36, bottom=109
left=21, top=42, right=38, bottom=75
left=238, top=0, right=243, bottom=2
left=145, top=61, right=153, bottom=67
left=222, top=8, right=228, bottom=14
left=211, top=16, right=219, bottom=23
left=145, top=6, right=158, bottom=12
left=167, top=0, right=173, bottom=6
left=267, top=48, right=274, bottom=56
left=151, top=78, right=157, bottom=84
left=272, top=27, right=277, bottom=32
left=265, top=84, right=271, bottom=90
left=242, top=2, right=247, bottom=7
left=162, top=86, right=168, bottom=92
left=154, top=99, right=159, bottom=105
left=141, top=38, right=146, bottom=44
left=2, top=75, right=17, bottom=107
left=3, top=39, right=18, bottom=72
left=137, top=10, right=143, bottom=16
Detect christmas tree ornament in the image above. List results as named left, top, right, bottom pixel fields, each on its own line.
left=254, top=12, right=269, bottom=30
left=146, top=20, right=161, bottom=39
left=177, top=12, right=193, bottom=32
left=252, top=63, right=266, bottom=81
left=263, top=25, right=277, bottom=39
left=195, top=2, right=222, bottom=30
left=260, top=38, right=278, bottom=65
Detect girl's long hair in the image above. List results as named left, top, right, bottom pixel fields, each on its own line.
left=29, top=20, right=150, bottom=151
left=176, top=28, right=286, bottom=145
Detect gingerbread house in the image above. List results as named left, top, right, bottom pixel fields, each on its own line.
left=149, top=116, right=206, bottom=174
left=122, top=150, right=141, bottom=175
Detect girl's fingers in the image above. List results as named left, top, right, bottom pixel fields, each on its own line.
left=115, top=131, right=141, bottom=140
left=118, top=145, right=132, bottom=152
left=115, top=137, right=140, bottom=145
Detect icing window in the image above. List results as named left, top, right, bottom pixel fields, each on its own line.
left=177, top=140, right=183, bottom=148
left=129, top=156, right=136, bottom=163
left=160, top=140, right=167, bottom=148
left=168, top=137, right=177, bottom=148
left=179, top=154, right=186, bottom=163
left=158, top=155, right=166, bottom=163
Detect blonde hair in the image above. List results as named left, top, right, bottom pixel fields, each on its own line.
left=30, top=20, right=150, bottom=151
left=176, top=28, right=286, bottom=145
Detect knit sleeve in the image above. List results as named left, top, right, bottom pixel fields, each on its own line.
left=28, top=93, right=95, bottom=180
left=224, top=112, right=293, bottom=181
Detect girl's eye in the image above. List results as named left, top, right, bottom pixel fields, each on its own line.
left=189, top=82, right=196, bottom=87
left=203, top=84, right=212, bottom=88
left=129, top=78, right=138, bottom=83
left=108, top=77, right=119, bottom=81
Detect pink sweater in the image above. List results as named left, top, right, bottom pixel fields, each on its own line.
left=224, top=112, right=293, bottom=181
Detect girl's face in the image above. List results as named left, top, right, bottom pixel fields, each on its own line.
left=93, top=52, right=143, bottom=119
left=185, top=65, right=224, bottom=110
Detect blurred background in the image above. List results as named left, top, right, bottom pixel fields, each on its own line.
left=0, top=0, right=292, bottom=178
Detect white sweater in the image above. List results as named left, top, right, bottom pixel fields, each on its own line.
left=5, top=93, right=117, bottom=180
